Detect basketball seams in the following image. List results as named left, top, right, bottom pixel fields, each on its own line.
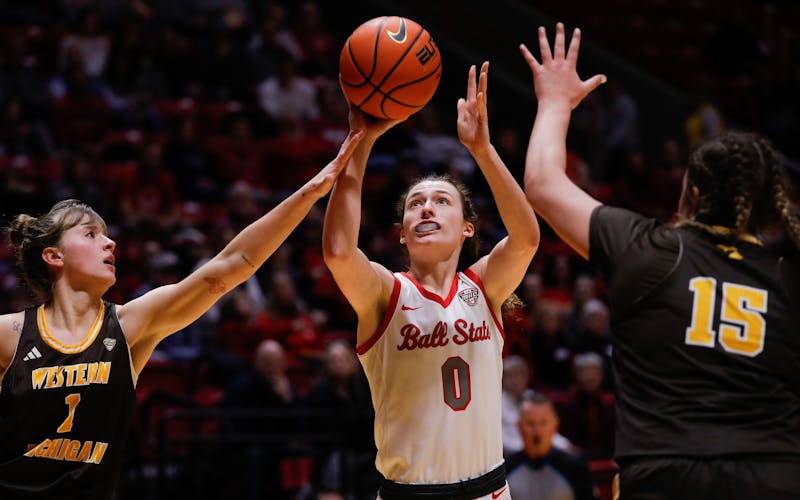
left=339, top=16, right=441, bottom=119
left=379, top=64, right=442, bottom=117
left=383, top=61, right=442, bottom=104
left=355, top=17, right=425, bottom=113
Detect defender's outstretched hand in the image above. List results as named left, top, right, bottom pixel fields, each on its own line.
left=519, top=23, right=606, bottom=110
left=305, top=128, right=365, bottom=198
left=457, top=62, right=491, bottom=156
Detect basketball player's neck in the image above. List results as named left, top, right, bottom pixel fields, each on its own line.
left=407, top=260, right=458, bottom=297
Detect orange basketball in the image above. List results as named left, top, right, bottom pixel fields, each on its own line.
left=339, top=16, right=442, bottom=120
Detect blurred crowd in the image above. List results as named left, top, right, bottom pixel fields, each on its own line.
left=0, top=1, right=797, bottom=499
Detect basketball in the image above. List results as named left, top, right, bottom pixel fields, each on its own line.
left=339, top=16, right=442, bottom=120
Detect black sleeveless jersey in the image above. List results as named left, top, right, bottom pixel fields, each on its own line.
left=0, top=301, right=136, bottom=499
left=589, top=206, right=800, bottom=460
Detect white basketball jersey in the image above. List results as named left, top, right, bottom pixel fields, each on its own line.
left=358, top=270, right=505, bottom=484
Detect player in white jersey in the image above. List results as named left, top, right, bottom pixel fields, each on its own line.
left=323, top=62, right=540, bottom=499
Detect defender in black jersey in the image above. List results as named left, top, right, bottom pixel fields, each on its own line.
left=0, top=130, right=364, bottom=499
left=522, top=23, right=800, bottom=499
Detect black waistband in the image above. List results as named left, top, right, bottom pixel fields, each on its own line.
left=378, top=464, right=506, bottom=500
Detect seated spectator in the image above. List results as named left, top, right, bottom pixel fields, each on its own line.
left=564, top=273, right=599, bottom=344
left=163, top=115, right=223, bottom=203
left=256, top=49, right=319, bottom=126
left=303, top=340, right=377, bottom=500
left=507, top=393, right=597, bottom=500
left=217, top=287, right=272, bottom=362
left=119, top=140, right=181, bottom=232
left=557, top=353, right=615, bottom=460
left=263, top=271, right=324, bottom=356
left=220, top=339, right=298, bottom=499
left=502, top=355, right=575, bottom=459
left=58, top=7, right=111, bottom=79
left=568, top=298, right=614, bottom=390
left=530, top=300, right=573, bottom=391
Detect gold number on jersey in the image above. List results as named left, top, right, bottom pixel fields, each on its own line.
left=441, top=356, right=471, bottom=411
left=685, top=278, right=768, bottom=357
left=56, top=393, right=81, bottom=433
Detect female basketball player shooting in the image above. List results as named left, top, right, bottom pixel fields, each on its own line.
left=323, top=62, right=539, bottom=499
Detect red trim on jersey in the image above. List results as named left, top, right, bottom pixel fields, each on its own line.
left=357, top=275, right=401, bottom=355
left=462, top=268, right=506, bottom=341
left=400, top=272, right=460, bottom=307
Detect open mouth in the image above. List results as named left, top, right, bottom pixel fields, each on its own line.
left=415, top=222, right=440, bottom=233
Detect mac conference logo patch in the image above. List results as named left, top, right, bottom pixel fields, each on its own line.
left=458, top=288, right=479, bottom=306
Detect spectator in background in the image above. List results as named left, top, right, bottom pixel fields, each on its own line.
left=163, top=115, right=224, bottom=203
left=303, top=340, right=378, bottom=500
left=221, top=338, right=298, bottom=500
left=119, top=140, right=181, bottom=232
left=217, top=287, right=271, bottom=363
left=502, top=355, right=575, bottom=459
left=59, top=7, right=111, bottom=79
left=568, top=298, right=613, bottom=390
left=564, top=273, right=598, bottom=343
left=557, top=353, right=615, bottom=460
left=264, top=270, right=323, bottom=356
left=249, top=2, right=304, bottom=72
left=50, top=151, right=106, bottom=213
left=257, top=49, right=320, bottom=125
left=291, top=1, right=337, bottom=75
left=507, top=393, right=597, bottom=500
left=223, top=338, right=296, bottom=413
left=601, top=80, right=637, bottom=181
left=530, top=300, right=573, bottom=391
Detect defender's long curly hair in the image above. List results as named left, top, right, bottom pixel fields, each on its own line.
left=677, top=130, right=800, bottom=250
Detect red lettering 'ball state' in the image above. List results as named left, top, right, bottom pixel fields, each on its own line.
left=339, top=16, right=442, bottom=120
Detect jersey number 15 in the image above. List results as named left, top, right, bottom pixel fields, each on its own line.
left=685, top=277, right=768, bottom=357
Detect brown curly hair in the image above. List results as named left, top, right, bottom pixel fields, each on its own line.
left=676, top=130, right=800, bottom=250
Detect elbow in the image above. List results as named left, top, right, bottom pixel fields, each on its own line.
left=525, top=224, right=541, bottom=254
left=523, top=180, right=542, bottom=211
left=322, top=241, right=350, bottom=268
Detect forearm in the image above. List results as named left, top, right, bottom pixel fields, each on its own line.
left=322, top=139, right=373, bottom=260
left=524, top=101, right=572, bottom=205
left=218, top=179, right=323, bottom=282
left=473, top=144, right=540, bottom=244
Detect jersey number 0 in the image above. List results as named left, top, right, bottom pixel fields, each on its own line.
left=441, top=356, right=471, bottom=411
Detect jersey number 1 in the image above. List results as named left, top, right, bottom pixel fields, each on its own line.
left=685, top=277, right=768, bottom=357
left=57, top=393, right=81, bottom=433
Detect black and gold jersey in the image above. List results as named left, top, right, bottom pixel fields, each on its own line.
left=0, top=301, right=135, bottom=499
left=589, top=206, right=800, bottom=460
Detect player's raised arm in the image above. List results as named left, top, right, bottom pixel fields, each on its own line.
left=322, top=107, right=402, bottom=344
left=118, top=130, right=364, bottom=372
left=520, top=23, right=606, bottom=259
left=458, top=62, right=540, bottom=309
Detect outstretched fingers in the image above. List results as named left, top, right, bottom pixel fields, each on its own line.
left=466, top=64, right=477, bottom=104
left=477, top=61, right=489, bottom=119
left=519, top=43, right=541, bottom=74
left=553, top=22, right=566, bottom=61
left=334, top=129, right=365, bottom=167
left=537, top=25, right=552, bottom=64
left=566, top=27, right=581, bottom=66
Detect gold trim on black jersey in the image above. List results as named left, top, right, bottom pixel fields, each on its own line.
left=37, top=303, right=105, bottom=354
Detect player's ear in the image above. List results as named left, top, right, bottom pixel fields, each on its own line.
left=42, top=246, right=64, bottom=269
left=463, top=222, right=475, bottom=238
